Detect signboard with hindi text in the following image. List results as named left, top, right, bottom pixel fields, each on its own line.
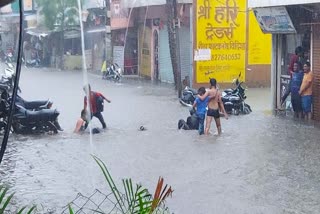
left=195, top=0, right=247, bottom=83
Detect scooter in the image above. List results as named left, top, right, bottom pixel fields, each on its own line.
left=179, top=86, right=198, bottom=107
left=221, top=73, right=252, bottom=115
left=103, top=63, right=122, bottom=82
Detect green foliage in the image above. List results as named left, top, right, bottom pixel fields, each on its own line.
left=0, top=185, right=36, bottom=214
left=35, top=0, right=81, bottom=30
left=93, top=156, right=173, bottom=214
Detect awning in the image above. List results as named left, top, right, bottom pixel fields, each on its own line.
left=25, top=27, right=51, bottom=38
left=86, top=26, right=106, bottom=34
left=64, top=30, right=81, bottom=39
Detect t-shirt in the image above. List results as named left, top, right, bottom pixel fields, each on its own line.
left=291, top=71, right=304, bottom=94
left=84, top=91, right=105, bottom=113
left=194, top=97, right=209, bottom=116
left=300, top=71, right=313, bottom=96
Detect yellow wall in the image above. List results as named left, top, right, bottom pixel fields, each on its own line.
left=248, top=11, right=272, bottom=65
left=195, top=0, right=247, bottom=83
left=194, top=0, right=272, bottom=85
left=139, top=25, right=152, bottom=77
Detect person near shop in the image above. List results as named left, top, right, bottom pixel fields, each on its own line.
left=299, top=62, right=313, bottom=120
left=288, top=46, right=306, bottom=78
left=83, top=84, right=111, bottom=129
left=281, top=62, right=304, bottom=118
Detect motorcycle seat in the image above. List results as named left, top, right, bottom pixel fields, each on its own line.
left=16, top=105, right=59, bottom=122
left=229, top=96, right=240, bottom=101
left=184, top=86, right=198, bottom=95
left=16, top=96, right=51, bottom=110
left=24, top=100, right=50, bottom=110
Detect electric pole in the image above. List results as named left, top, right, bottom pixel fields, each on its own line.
left=105, top=0, right=112, bottom=63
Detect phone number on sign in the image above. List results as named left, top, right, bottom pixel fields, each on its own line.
left=212, top=54, right=241, bottom=61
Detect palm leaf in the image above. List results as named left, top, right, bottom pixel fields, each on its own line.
left=26, top=206, right=36, bottom=214
left=68, top=204, right=74, bottom=214
left=17, top=206, right=27, bottom=214
left=92, top=156, right=126, bottom=213
left=0, top=191, right=14, bottom=214
left=150, top=177, right=173, bottom=213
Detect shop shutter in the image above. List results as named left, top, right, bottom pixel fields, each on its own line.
left=179, top=26, right=192, bottom=86
left=159, top=25, right=174, bottom=83
left=312, top=25, right=320, bottom=121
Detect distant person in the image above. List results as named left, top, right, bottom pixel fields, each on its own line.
left=299, top=62, right=313, bottom=120
left=83, top=84, right=111, bottom=129
left=281, top=62, right=304, bottom=118
left=192, top=87, right=209, bottom=135
left=199, top=78, right=228, bottom=135
left=288, top=46, right=306, bottom=78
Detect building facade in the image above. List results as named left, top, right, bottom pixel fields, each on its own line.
left=249, top=0, right=320, bottom=120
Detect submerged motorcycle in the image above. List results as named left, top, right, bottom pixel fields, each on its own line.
left=102, top=63, right=122, bottom=82
left=179, top=73, right=252, bottom=115
left=0, top=89, right=61, bottom=134
left=11, top=104, right=60, bottom=134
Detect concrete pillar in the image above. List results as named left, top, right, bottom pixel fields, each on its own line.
left=271, top=34, right=278, bottom=112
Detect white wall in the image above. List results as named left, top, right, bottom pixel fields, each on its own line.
left=249, top=0, right=320, bottom=8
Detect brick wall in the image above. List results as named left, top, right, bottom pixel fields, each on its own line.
left=312, top=25, right=320, bottom=121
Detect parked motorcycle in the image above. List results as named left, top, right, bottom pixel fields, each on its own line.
left=0, top=62, right=16, bottom=90
left=221, top=73, right=252, bottom=115
left=179, top=86, right=198, bottom=107
left=15, top=94, right=52, bottom=110
left=103, top=63, right=122, bottom=82
left=179, top=73, right=252, bottom=115
left=0, top=89, right=61, bottom=134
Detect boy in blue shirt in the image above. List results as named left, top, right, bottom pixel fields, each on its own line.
left=193, top=87, right=209, bottom=135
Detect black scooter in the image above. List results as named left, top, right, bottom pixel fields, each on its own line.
left=221, top=73, right=252, bottom=115
left=0, top=89, right=61, bottom=134
left=11, top=104, right=60, bottom=134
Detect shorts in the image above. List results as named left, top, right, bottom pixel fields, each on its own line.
left=301, top=95, right=312, bottom=113
left=291, top=93, right=302, bottom=112
left=207, top=108, right=220, bottom=119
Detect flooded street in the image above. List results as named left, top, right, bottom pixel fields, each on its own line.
left=1, top=69, right=320, bottom=214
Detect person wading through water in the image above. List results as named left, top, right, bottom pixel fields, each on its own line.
left=83, top=84, right=111, bottom=129
left=198, top=78, right=228, bottom=135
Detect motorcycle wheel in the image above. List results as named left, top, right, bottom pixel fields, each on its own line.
left=11, top=122, right=24, bottom=134
left=234, top=109, right=240, bottom=115
left=46, top=121, right=58, bottom=134
left=243, top=107, right=251, bottom=115
left=114, top=76, right=120, bottom=82
left=245, top=104, right=252, bottom=112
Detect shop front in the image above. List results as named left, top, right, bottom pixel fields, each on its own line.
left=250, top=2, right=320, bottom=120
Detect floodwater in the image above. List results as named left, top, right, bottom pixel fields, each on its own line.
left=1, top=68, right=320, bottom=214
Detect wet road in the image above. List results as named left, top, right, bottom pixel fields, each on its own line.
left=1, top=68, right=320, bottom=214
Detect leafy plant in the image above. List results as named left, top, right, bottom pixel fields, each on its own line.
left=93, top=156, right=173, bottom=214
left=0, top=185, right=36, bottom=214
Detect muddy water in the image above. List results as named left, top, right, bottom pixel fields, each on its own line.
left=1, top=69, right=320, bottom=213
